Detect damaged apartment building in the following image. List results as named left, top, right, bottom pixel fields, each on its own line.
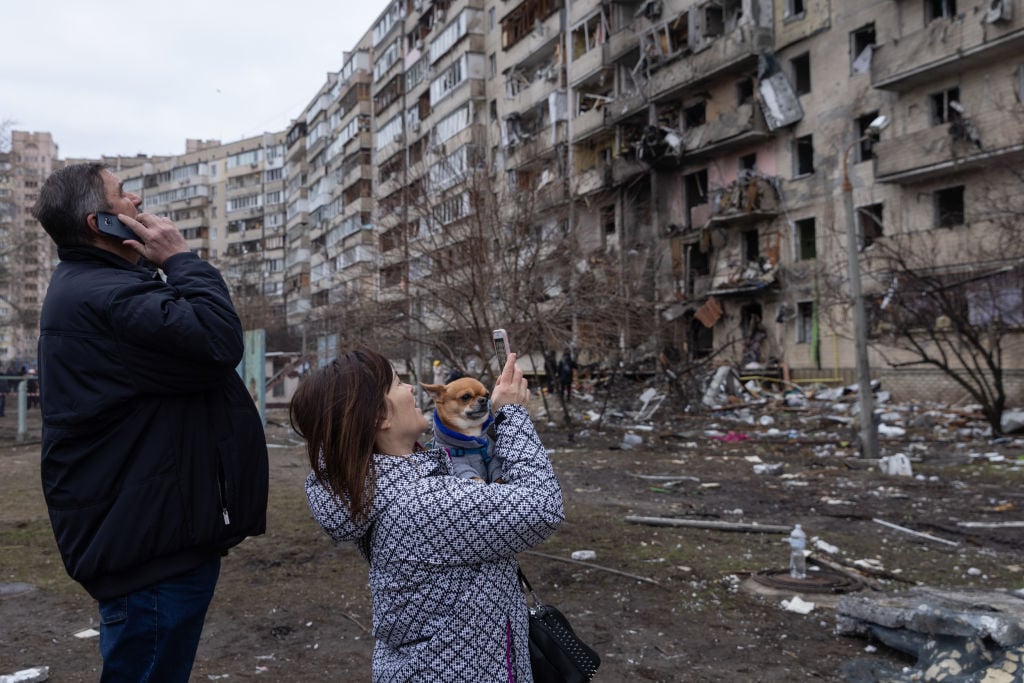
left=491, top=0, right=1024, bottom=399
left=89, top=0, right=1024, bottom=402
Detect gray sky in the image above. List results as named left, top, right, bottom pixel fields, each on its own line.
left=1, top=0, right=389, bottom=159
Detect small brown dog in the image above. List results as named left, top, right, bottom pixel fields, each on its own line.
left=420, top=377, right=502, bottom=483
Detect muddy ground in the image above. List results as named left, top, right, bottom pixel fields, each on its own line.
left=2, top=398, right=1023, bottom=682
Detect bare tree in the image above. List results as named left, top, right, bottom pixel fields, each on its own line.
left=857, top=169, right=1024, bottom=436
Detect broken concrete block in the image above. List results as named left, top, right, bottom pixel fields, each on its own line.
left=0, top=668, right=50, bottom=683
left=878, top=453, right=913, bottom=477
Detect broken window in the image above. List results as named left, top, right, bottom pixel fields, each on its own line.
left=929, top=87, right=961, bottom=125
left=796, top=301, right=814, bottom=343
left=601, top=205, right=616, bottom=235
left=640, top=12, right=690, bottom=72
left=684, top=169, right=709, bottom=208
left=925, top=0, right=957, bottom=23
left=785, top=0, right=806, bottom=20
left=684, top=101, right=707, bottom=128
left=501, top=0, right=563, bottom=49
left=857, top=111, right=881, bottom=162
left=571, top=10, right=608, bottom=60
left=794, top=135, right=814, bottom=176
left=791, top=52, right=811, bottom=96
left=743, top=229, right=759, bottom=262
left=857, top=203, right=884, bottom=248
left=851, top=23, right=876, bottom=73
left=736, top=78, right=754, bottom=106
left=740, top=153, right=757, bottom=172
left=795, top=217, right=816, bottom=260
left=688, top=313, right=715, bottom=359
left=934, top=186, right=965, bottom=228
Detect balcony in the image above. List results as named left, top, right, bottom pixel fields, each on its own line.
left=606, top=23, right=639, bottom=64
left=568, top=44, right=610, bottom=87
left=571, top=106, right=606, bottom=143
left=611, top=156, right=647, bottom=185
left=505, top=72, right=561, bottom=117
left=872, top=15, right=1024, bottom=91
left=568, top=0, right=602, bottom=26
left=680, top=103, right=770, bottom=162
left=535, top=180, right=568, bottom=211
left=874, top=107, right=1024, bottom=184
left=571, top=163, right=612, bottom=197
left=604, top=90, right=647, bottom=126
left=707, top=174, right=781, bottom=227
left=649, top=30, right=761, bottom=103
left=507, top=123, right=566, bottom=168
left=502, top=11, right=562, bottom=71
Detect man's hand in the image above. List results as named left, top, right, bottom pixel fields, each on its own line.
left=491, top=353, right=529, bottom=412
left=119, top=213, right=190, bottom=268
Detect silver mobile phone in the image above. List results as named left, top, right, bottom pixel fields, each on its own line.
left=492, top=329, right=510, bottom=363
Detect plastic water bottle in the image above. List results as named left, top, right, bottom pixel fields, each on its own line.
left=788, top=524, right=807, bottom=579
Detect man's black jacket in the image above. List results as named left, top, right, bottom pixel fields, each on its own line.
left=39, top=246, right=269, bottom=601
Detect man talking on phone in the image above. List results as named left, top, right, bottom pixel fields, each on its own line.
left=31, top=163, right=269, bottom=681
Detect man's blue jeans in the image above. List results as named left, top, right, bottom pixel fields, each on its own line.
left=98, top=555, right=221, bottom=682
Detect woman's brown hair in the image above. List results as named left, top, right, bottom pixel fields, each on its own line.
left=289, top=347, right=393, bottom=522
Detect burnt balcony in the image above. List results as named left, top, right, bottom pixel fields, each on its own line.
left=872, top=14, right=1024, bottom=91
left=505, top=71, right=562, bottom=117
left=648, top=29, right=762, bottom=103
left=535, top=180, right=568, bottom=211
left=605, top=23, right=639, bottom=64
left=502, top=11, right=562, bottom=73
left=874, top=107, right=1024, bottom=184
left=681, top=103, right=770, bottom=162
left=611, top=156, right=648, bottom=185
left=707, top=173, right=781, bottom=227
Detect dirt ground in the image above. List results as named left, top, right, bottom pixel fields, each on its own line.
left=2, top=398, right=1023, bottom=682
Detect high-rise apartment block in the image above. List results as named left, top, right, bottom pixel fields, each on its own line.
left=8, top=0, right=1024, bottom=401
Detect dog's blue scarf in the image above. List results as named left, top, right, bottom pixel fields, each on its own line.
left=432, top=410, right=494, bottom=462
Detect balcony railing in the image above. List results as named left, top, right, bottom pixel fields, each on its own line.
left=872, top=15, right=1024, bottom=91
left=680, top=103, right=770, bottom=162
left=874, top=107, right=1024, bottom=184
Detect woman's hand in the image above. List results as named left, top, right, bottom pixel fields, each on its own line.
left=491, top=353, right=529, bottom=412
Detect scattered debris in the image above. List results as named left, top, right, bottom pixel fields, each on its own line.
left=0, top=668, right=49, bottom=683
left=73, top=628, right=99, bottom=639
left=781, top=595, right=816, bottom=614
left=571, top=550, right=597, bottom=561
left=877, top=453, right=913, bottom=476
left=872, top=518, right=959, bottom=547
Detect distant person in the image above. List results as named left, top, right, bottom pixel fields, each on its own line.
left=32, top=163, right=269, bottom=680
left=291, top=349, right=564, bottom=680
left=544, top=349, right=558, bottom=395
left=557, top=349, right=578, bottom=403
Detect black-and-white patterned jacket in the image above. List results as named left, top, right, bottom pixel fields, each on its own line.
left=306, top=404, right=565, bottom=681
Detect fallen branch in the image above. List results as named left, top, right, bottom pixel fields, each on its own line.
left=873, top=518, right=959, bottom=547
left=625, top=516, right=791, bottom=533
left=807, top=553, right=886, bottom=591
left=522, top=550, right=662, bottom=586
left=338, top=611, right=370, bottom=634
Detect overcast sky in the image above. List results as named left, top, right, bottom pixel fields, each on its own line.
left=1, top=0, right=390, bottom=159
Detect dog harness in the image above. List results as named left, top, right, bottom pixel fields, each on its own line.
left=429, top=410, right=494, bottom=463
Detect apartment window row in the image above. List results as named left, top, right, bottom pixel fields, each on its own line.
left=226, top=149, right=262, bottom=169
left=429, top=145, right=469, bottom=192
left=501, top=0, right=562, bottom=50
left=407, top=54, right=429, bottom=91
left=376, top=115, right=404, bottom=150
left=373, top=1, right=404, bottom=46
left=435, top=103, right=474, bottom=143
left=430, top=53, right=478, bottom=105
left=373, top=40, right=402, bottom=82
left=434, top=191, right=470, bottom=225
left=430, top=8, right=480, bottom=64
left=227, top=194, right=261, bottom=212
left=146, top=184, right=208, bottom=207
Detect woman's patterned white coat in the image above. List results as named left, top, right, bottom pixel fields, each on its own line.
left=306, top=405, right=565, bottom=682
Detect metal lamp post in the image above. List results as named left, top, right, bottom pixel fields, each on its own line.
left=841, top=115, right=888, bottom=459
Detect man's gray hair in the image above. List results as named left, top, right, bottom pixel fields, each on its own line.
left=31, top=163, right=108, bottom=247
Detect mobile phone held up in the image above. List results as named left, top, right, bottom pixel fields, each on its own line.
left=492, top=329, right=510, bottom=364
left=96, top=212, right=139, bottom=242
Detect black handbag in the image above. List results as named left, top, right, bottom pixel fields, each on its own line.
left=518, top=567, right=601, bottom=682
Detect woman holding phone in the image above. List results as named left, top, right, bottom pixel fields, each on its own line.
left=291, top=348, right=563, bottom=681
